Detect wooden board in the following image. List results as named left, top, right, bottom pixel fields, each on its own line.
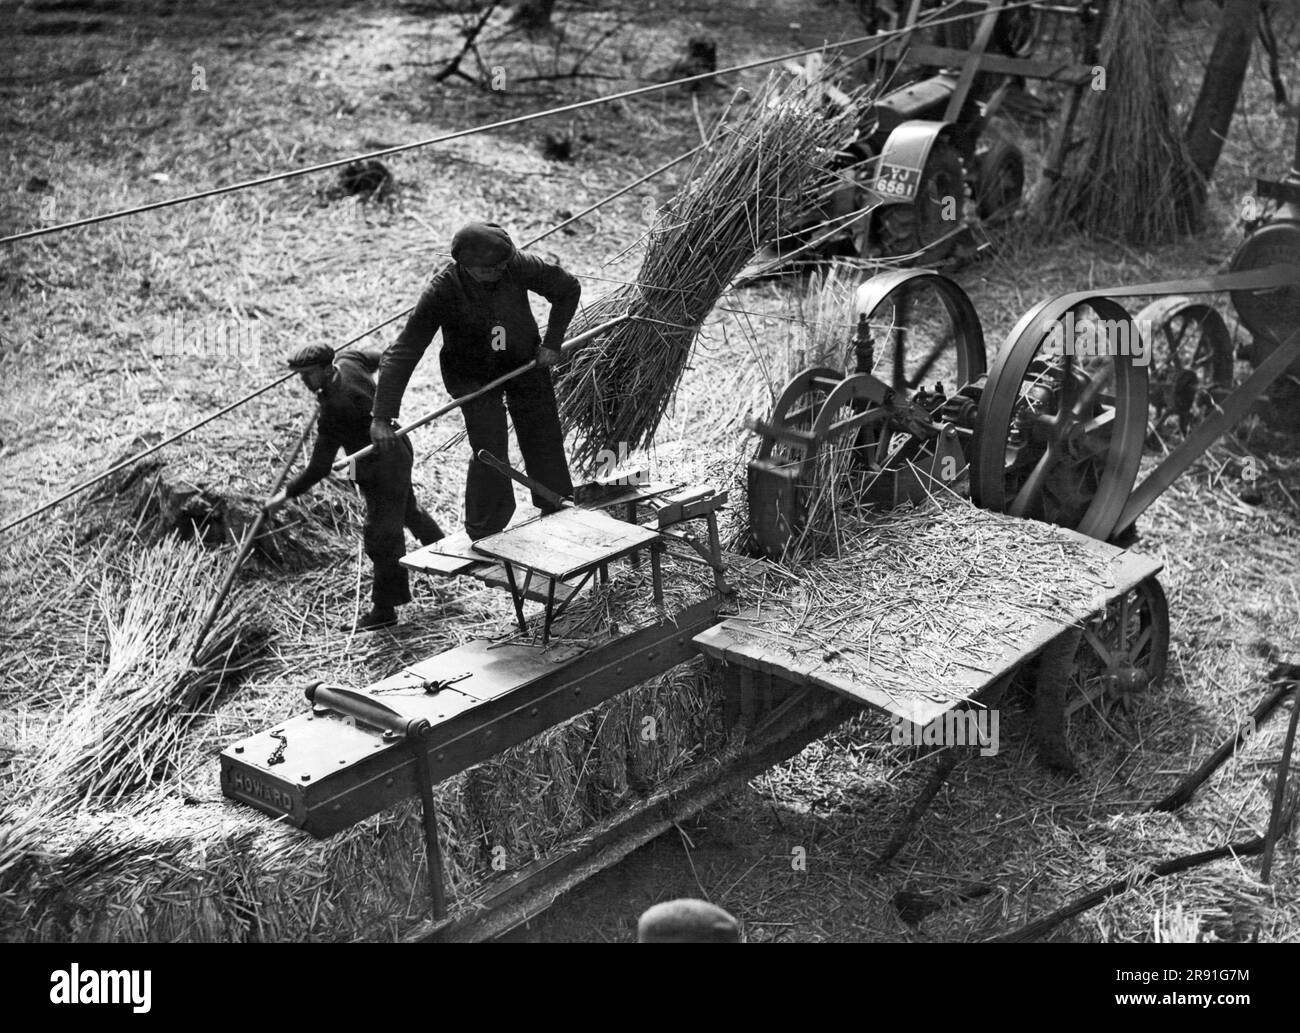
left=694, top=540, right=1163, bottom=727
left=906, top=44, right=1096, bottom=86
left=474, top=508, right=660, bottom=580
left=402, top=484, right=689, bottom=577
left=401, top=530, right=490, bottom=576
left=470, top=563, right=578, bottom=605
left=221, top=598, right=725, bottom=836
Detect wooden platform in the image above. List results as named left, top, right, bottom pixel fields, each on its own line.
left=399, top=480, right=682, bottom=581
left=474, top=508, right=660, bottom=581
left=693, top=531, right=1163, bottom=727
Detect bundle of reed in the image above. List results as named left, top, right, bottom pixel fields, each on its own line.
left=556, top=71, right=859, bottom=470
left=31, top=535, right=269, bottom=811
left=1040, top=0, right=1198, bottom=243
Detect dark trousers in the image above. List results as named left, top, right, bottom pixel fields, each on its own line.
left=455, top=368, right=573, bottom=540
left=358, top=438, right=443, bottom=610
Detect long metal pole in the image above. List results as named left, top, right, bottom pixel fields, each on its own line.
left=1261, top=678, right=1300, bottom=882
left=0, top=4, right=1005, bottom=246
left=332, top=314, right=630, bottom=471
left=188, top=406, right=319, bottom=663
left=0, top=370, right=298, bottom=537
left=2, top=140, right=686, bottom=539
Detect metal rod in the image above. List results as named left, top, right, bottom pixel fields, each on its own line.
left=3, top=154, right=647, bottom=535
left=501, top=561, right=529, bottom=634
left=1116, top=325, right=1300, bottom=534
left=1151, top=666, right=1299, bottom=813
left=475, top=449, right=566, bottom=510
left=942, top=0, right=1004, bottom=124
left=0, top=369, right=297, bottom=537
left=333, top=314, right=630, bottom=471
left=187, top=406, right=319, bottom=664
left=1261, top=678, right=1300, bottom=882
left=330, top=319, right=624, bottom=472
left=1, top=18, right=957, bottom=247
left=410, top=729, right=449, bottom=920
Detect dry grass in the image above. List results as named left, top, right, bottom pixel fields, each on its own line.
left=737, top=497, right=1115, bottom=703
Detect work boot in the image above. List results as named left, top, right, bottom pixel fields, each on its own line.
left=344, top=607, right=398, bottom=633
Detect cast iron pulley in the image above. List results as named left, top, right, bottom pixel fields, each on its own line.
left=971, top=294, right=1149, bottom=541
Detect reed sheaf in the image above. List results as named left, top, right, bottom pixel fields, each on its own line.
left=555, top=72, right=858, bottom=470
left=1046, top=0, right=1198, bottom=243
left=32, top=535, right=269, bottom=811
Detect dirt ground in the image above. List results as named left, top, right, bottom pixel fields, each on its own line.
left=2, top=0, right=1299, bottom=943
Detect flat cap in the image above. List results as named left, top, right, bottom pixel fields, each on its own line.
left=287, top=343, right=336, bottom=370
left=451, top=222, right=516, bottom=266
left=636, top=899, right=741, bottom=943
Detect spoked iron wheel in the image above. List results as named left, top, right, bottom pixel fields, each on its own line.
left=1134, top=296, right=1234, bottom=444
left=748, top=272, right=986, bottom=556
left=853, top=269, right=987, bottom=399
left=753, top=366, right=844, bottom=470
left=972, top=297, right=1150, bottom=541
left=1066, top=575, right=1170, bottom=719
left=808, top=271, right=986, bottom=512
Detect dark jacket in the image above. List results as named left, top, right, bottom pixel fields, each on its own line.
left=373, top=253, right=581, bottom=419
left=285, top=347, right=388, bottom=498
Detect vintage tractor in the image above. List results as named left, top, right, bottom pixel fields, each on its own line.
left=770, top=1, right=1103, bottom=265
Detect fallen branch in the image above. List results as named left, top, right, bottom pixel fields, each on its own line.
left=432, top=3, right=499, bottom=85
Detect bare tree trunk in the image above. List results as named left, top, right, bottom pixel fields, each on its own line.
left=1185, top=0, right=1261, bottom=205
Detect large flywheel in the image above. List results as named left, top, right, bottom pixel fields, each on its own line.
left=748, top=271, right=986, bottom=558
left=970, top=295, right=1149, bottom=542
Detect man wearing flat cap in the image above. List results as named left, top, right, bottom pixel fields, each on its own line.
left=369, top=222, right=581, bottom=540
left=266, top=343, right=444, bottom=633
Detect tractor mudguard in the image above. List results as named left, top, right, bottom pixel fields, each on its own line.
left=874, top=120, right=954, bottom=205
